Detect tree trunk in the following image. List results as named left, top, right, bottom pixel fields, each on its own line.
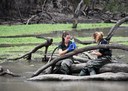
left=28, top=72, right=128, bottom=81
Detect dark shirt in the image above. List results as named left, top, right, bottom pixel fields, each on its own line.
left=98, top=38, right=112, bottom=58
left=58, top=41, right=73, bottom=53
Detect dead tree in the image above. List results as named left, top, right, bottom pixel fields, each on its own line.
left=72, top=0, right=86, bottom=28
left=106, top=16, right=128, bottom=41
left=31, top=44, right=128, bottom=77
left=9, top=37, right=53, bottom=62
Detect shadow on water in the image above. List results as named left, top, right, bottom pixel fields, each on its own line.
left=0, top=61, right=128, bottom=91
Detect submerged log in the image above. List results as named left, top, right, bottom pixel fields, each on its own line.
left=28, top=72, right=128, bottom=81
left=0, top=67, right=20, bottom=77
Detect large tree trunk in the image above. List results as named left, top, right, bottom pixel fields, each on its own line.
left=29, top=62, right=128, bottom=81
left=28, top=72, right=128, bottom=81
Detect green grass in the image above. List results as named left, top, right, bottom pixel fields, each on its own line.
left=0, top=23, right=128, bottom=61
left=0, top=37, right=45, bottom=44
left=0, top=23, right=117, bottom=36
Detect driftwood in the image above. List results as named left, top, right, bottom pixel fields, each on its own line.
left=28, top=72, right=128, bottom=81
left=0, top=66, right=20, bottom=77
left=9, top=37, right=53, bottom=61
left=31, top=44, right=128, bottom=77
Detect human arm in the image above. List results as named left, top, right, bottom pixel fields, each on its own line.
left=58, top=49, right=68, bottom=56
left=91, top=39, right=109, bottom=56
left=58, top=42, right=76, bottom=56
left=91, top=50, right=102, bottom=56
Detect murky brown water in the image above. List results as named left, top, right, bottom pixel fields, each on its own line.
left=0, top=61, right=128, bottom=91
left=41, top=26, right=128, bottom=37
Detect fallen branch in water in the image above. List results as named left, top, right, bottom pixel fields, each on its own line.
left=0, top=66, right=20, bottom=77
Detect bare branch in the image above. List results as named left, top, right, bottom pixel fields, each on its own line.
left=106, top=16, right=128, bottom=41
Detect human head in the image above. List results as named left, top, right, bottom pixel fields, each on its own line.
left=62, top=31, right=71, bottom=44
left=93, top=32, right=104, bottom=42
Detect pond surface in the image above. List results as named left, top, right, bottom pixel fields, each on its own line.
left=42, top=26, right=128, bottom=37
left=0, top=59, right=128, bottom=91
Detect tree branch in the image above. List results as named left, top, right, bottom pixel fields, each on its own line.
left=106, top=16, right=128, bottom=41
left=8, top=38, right=53, bottom=61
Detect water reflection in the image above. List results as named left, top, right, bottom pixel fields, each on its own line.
left=26, top=81, right=128, bottom=91
left=1, top=79, right=128, bottom=91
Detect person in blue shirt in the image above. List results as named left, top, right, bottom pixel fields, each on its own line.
left=79, top=32, right=112, bottom=76
left=55, top=31, right=76, bottom=75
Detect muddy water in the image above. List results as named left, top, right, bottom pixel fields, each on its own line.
left=41, top=26, right=128, bottom=37
left=0, top=61, right=128, bottom=91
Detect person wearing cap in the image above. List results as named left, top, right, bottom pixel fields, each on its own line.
left=79, top=31, right=112, bottom=76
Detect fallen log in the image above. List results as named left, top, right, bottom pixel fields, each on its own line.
left=45, top=62, right=128, bottom=74
left=28, top=72, right=128, bottom=81
left=100, top=63, right=128, bottom=73
left=72, top=0, right=85, bottom=28
left=31, top=44, right=128, bottom=77
left=71, top=62, right=128, bottom=73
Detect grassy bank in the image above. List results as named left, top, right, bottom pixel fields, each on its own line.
left=0, top=23, right=128, bottom=61
left=0, top=23, right=117, bottom=36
